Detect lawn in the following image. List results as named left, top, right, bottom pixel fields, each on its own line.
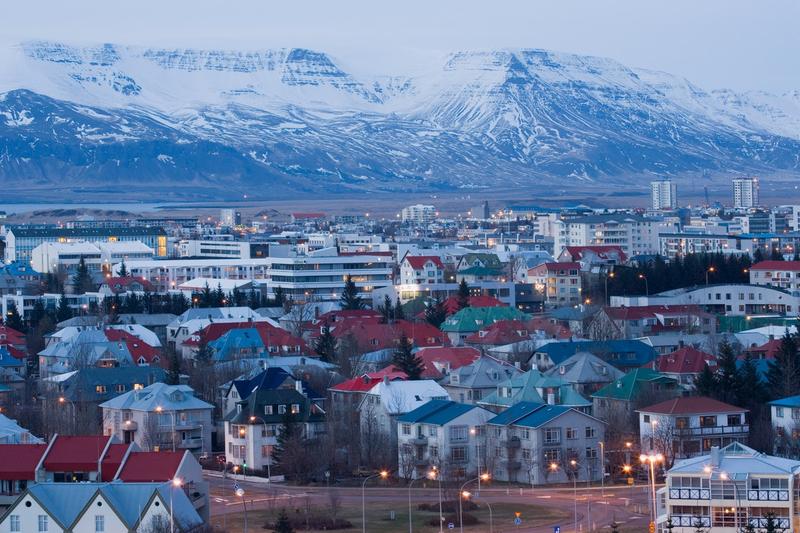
left=214, top=500, right=568, bottom=532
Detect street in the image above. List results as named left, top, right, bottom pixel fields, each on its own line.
left=207, top=474, right=653, bottom=532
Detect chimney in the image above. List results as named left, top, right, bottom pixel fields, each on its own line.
left=295, top=380, right=303, bottom=393
left=710, top=446, right=721, bottom=467
left=769, top=334, right=775, bottom=341
left=678, top=340, right=685, bottom=348
left=383, top=375, right=390, bottom=385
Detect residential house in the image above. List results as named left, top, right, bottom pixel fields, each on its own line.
left=531, top=339, right=658, bottom=372
left=98, top=276, right=156, bottom=296
left=478, top=370, right=592, bottom=414
left=591, top=368, right=678, bottom=421
left=100, top=383, right=214, bottom=455
left=181, top=321, right=308, bottom=361
left=224, top=381, right=326, bottom=475
left=0, top=414, right=41, bottom=445
left=749, top=260, right=800, bottom=295
left=485, top=402, right=606, bottom=484
left=441, top=307, right=529, bottom=346
left=588, top=305, right=716, bottom=340
left=770, top=395, right=800, bottom=456
left=660, top=443, right=799, bottom=531
left=456, top=253, right=504, bottom=275
left=543, top=351, right=625, bottom=396
left=442, top=356, right=522, bottom=405
left=400, top=255, right=445, bottom=285
left=649, top=347, right=717, bottom=390
left=220, top=367, right=315, bottom=420
left=557, top=245, right=627, bottom=271
left=358, top=379, right=449, bottom=464
left=396, top=400, right=495, bottom=479
left=638, top=397, right=749, bottom=461
left=0, top=444, right=45, bottom=509
left=0, top=481, right=203, bottom=532
left=528, top=262, right=582, bottom=306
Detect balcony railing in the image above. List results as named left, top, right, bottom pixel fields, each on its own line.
left=411, top=436, right=428, bottom=445
left=502, top=437, right=521, bottom=449
left=178, top=437, right=203, bottom=449
left=674, top=424, right=749, bottom=436
left=670, top=515, right=710, bottom=528
left=669, top=488, right=710, bottom=500
left=747, top=489, right=789, bottom=501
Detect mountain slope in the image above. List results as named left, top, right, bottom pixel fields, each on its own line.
left=0, top=41, right=798, bottom=201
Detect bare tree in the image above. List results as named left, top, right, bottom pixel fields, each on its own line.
left=283, top=300, right=317, bottom=340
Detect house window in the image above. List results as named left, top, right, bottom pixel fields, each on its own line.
left=675, top=417, right=689, bottom=429
left=700, top=416, right=716, bottom=427
left=450, top=446, right=467, bottom=462
left=521, top=448, right=532, bottom=460
left=429, top=426, right=438, bottom=437
left=291, top=404, right=300, bottom=414
left=38, top=515, right=48, bottom=532
left=521, top=428, right=530, bottom=439
left=566, top=428, right=577, bottom=440
left=643, top=415, right=650, bottom=423
left=727, top=414, right=741, bottom=426
left=449, top=426, right=468, bottom=442
left=430, top=446, right=439, bottom=458
left=543, top=448, right=560, bottom=463
left=776, top=407, right=784, bottom=417
left=115, top=384, right=125, bottom=393
left=586, top=447, right=598, bottom=459
left=9, top=515, right=20, bottom=532
left=278, top=405, right=286, bottom=414
left=402, top=424, right=411, bottom=436
left=265, top=405, right=273, bottom=415
left=96, top=385, right=107, bottom=393
left=95, top=515, right=105, bottom=532
left=543, top=428, right=561, bottom=444
left=261, top=445, right=273, bottom=458
left=585, top=426, right=596, bottom=438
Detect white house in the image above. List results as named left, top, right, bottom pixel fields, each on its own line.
left=396, top=400, right=495, bottom=479
left=400, top=255, right=445, bottom=285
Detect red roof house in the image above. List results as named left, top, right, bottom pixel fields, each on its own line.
left=441, top=295, right=507, bottom=316
left=0, top=444, right=47, bottom=481
left=100, top=443, right=132, bottom=481
left=403, top=255, right=445, bottom=270
left=104, top=329, right=161, bottom=365
left=100, top=276, right=155, bottom=295
left=650, top=346, right=717, bottom=375
left=43, top=435, right=113, bottom=474
left=116, top=450, right=187, bottom=482
left=638, top=396, right=746, bottom=416
left=559, top=245, right=628, bottom=265
left=327, top=320, right=447, bottom=354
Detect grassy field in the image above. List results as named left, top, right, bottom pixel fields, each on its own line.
left=214, top=500, right=569, bottom=532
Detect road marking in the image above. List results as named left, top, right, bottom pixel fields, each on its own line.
left=537, top=495, right=552, bottom=499
left=214, top=498, right=229, bottom=503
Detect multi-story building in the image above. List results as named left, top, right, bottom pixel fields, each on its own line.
left=554, top=214, right=678, bottom=257
left=528, top=262, right=582, bottom=306
left=651, top=180, right=678, bottom=210
left=118, top=251, right=394, bottom=300
left=750, top=260, right=800, bottom=295
left=399, top=255, right=445, bottom=285
left=401, top=204, right=436, bottom=224
left=733, top=177, right=760, bottom=208
left=769, top=394, right=800, bottom=456
left=637, top=397, right=749, bottom=461
left=658, top=232, right=738, bottom=259
left=659, top=442, right=798, bottom=531
left=100, top=383, right=214, bottom=456
left=30, top=240, right=154, bottom=274
left=3, top=225, right=167, bottom=263
left=396, top=400, right=494, bottom=479
left=178, top=239, right=251, bottom=259
left=485, top=402, right=606, bottom=484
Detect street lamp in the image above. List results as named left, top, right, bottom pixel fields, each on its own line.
left=551, top=462, right=578, bottom=533
left=408, top=470, right=435, bottom=533
left=235, top=485, right=247, bottom=533
left=249, top=415, right=272, bottom=482
left=706, top=266, right=716, bottom=285
left=469, top=427, right=483, bottom=493
left=605, top=271, right=615, bottom=305
left=638, top=273, right=649, bottom=295
left=169, top=477, right=183, bottom=533
left=154, top=405, right=176, bottom=452
left=640, top=453, right=665, bottom=529
left=362, top=470, right=389, bottom=533
left=459, top=473, right=489, bottom=533
left=431, top=466, right=443, bottom=533
left=462, top=490, right=493, bottom=533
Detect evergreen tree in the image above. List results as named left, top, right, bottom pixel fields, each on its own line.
left=378, top=294, right=394, bottom=323
left=273, top=413, right=302, bottom=467
left=762, top=512, right=785, bottom=533
left=56, top=291, right=73, bottom=322
left=72, top=256, right=93, bottom=294
left=247, top=289, right=261, bottom=310
left=767, top=330, right=800, bottom=400
left=273, top=509, right=295, bottom=533
left=456, top=279, right=470, bottom=310
left=340, top=275, right=364, bottom=310
left=692, top=517, right=707, bottom=533
left=273, top=286, right=285, bottom=307
left=715, top=340, right=741, bottom=404
left=214, top=284, right=226, bottom=307
left=425, top=297, right=448, bottom=328
left=3, top=302, right=25, bottom=333
left=166, top=348, right=182, bottom=385
left=753, top=247, right=765, bottom=263
left=736, top=354, right=768, bottom=409
left=194, top=336, right=213, bottom=366
left=29, top=300, right=46, bottom=331
left=694, top=363, right=717, bottom=397
left=314, top=325, right=337, bottom=363
left=200, top=283, right=213, bottom=308
left=391, top=333, right=425, bottom=380
left=394, top=298, right=406, bottom=320
left=794, top=251, right=800, bottom=262
left=770, top=247, right=785, bottom=261
left=741, top=520, right=757, bottom=533
left=118, top=260, right=128, bottom=277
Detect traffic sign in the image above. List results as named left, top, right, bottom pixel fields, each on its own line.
left=514, top=517, right=522, bottom=526
left=553, top=527, right=560, bottom=533
left=448, top=523, right=454, bottom=529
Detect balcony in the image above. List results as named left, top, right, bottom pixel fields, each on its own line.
left=178, top=437, right=203, bottom=449
left=502, top=460, right=521, bottom=470
left=411, top=436, right=428, bottom=445
left=175, top=421, right=204, bottom=431
left=414, top=458, right=430, bottom=467
left=747, top=489, right=790, bottom=501
left=674, top=424, right=749, bottom=437
left=502, top=436, right=521, bottom=449
left=122, top=420, right=138, bottom=431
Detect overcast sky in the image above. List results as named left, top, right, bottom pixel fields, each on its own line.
left=3, top=0, right=798, bottom=92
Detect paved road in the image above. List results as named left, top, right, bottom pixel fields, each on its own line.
left=207, top=475, right=653, bottom=532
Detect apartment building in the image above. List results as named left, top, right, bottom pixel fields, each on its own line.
left=651, top=180, right=678, bottom=210
left=528, top=262, right=582, bottom=306
left=554, top=214, right=678, bottom=257
left=750, top=261, right=800, bottom=295
left=733, top=177, right=760, bottom=208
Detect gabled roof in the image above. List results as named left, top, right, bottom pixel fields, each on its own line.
left=227, top=387, right=325, bottom=425
left=442, top=307, right=529, bottom=333
left=116, top=451, right=186, bottom=482
left=591, top=368, right=676, bottom=401
left=99, top=382, right=214, bottom=412
left=545, top=351, right=624, bottom=384
left=54, top=366, right=167, bottom=403
left=43, top=435, right=112, bottom=472
left=100, top=444, right=131, bottom=481
left=465, top=319, right=530, bottom=345
left=396, top=399, right=483, bottom=425
left=447, top=355, right=521, bottom=389
left=651, top=347, right=716, bottom=374
left=770, top=394, right=800, bottom=408
left=563, top=245, right=627, bottom=263
left=0, top=444, right=47, bottom=480
left=535, top=339, right=658, bottom=367
left=328, top=320, right=446, bottom=351
left=441, top=295, right=507, bottom=316
left=638, top=396, right=747, bottom=415
left=364, top=380, right=450, bottom=415
left=329, top=370, right=407, bottom=393
left=101, top=276, right=155, bottom=294
left=403, top=255, right=445, bottom=270
left=488, top=402, right=579, bottom=428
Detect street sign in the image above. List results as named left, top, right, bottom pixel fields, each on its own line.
left=553, top=527, right=560, bottom=533
left=627, top=477, right=634, bottom=485
left=649, top=521, right=656, bottom=533
left=514, top=517, right=522, bottom=526
left=448, top=523, right=454, bottom=529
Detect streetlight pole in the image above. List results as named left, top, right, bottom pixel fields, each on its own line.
left=459, top=474, right=490, bottom=533
left=235, top=486, right=248, bottom=533
left=470, top=427, right=481, bottom=493
left=362, top=470, right=389, bottom=533
left=605, top=271, right=615, bottom=305
left=551, top=463, right=578, bottom=533
left=638, top=273, right=649, bottom=296
left=706, top=266, right=716, bottom=285
left=640, top=453, right=664, bottom=529
left=169, top=478, right=182, bottom=533
left=408, top=470, right=435, bottom=533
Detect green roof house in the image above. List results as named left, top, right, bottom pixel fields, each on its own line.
left=441, top=307, right=529, bottom=345
left=591, top=368, right=678, bottom=420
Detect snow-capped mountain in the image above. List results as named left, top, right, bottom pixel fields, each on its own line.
left=1, top=41, right=799, bottom=200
